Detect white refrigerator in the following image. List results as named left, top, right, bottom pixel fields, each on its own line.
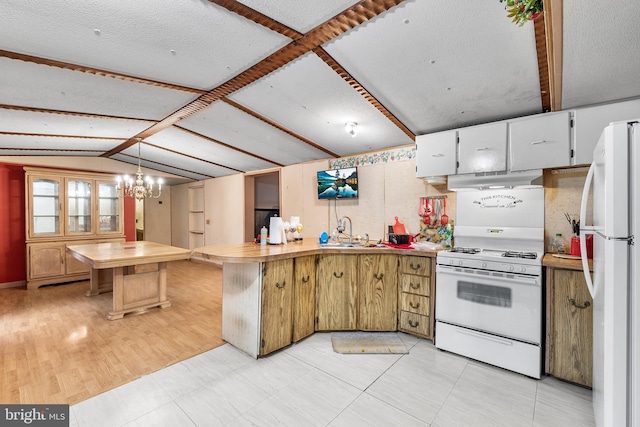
left=580, top=119, right=639, bottom=427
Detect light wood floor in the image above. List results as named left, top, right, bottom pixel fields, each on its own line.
left=0, top=260, right=224, bottom=405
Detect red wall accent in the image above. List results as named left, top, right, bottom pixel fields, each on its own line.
left=0, top=164, right=26, bottom=284
left=0, top=162, right=137, bottom=284
left=124, top=196, right=135, bottom=241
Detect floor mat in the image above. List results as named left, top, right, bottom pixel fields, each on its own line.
left=331, top=331, right=408, bottom=354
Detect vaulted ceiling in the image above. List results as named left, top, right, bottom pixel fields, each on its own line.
left=1, top=0, right=639, bottom=184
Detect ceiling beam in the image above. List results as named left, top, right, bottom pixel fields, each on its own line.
left=221, top=98, right=340, bottom=158
left=173, top=126, right=284, bottom=168
left=544, top=0, right=563, bottom=111
left=0, top=131, right=123, bottom=140
left=116, top=151, right=217, bottom=179
left=534, top=0, right=563, bottom=112
left=0, top=49, right=206, bottom=95
left=102, top=0, right=407, bottom=157
left=140, top=141, right=244, bottom=174
left=208, top=0, right=304, bottom=39
left=0, top=104, right=155, bottom=123
left=534, top=17, right=551, bottom=112
left=313, top=47, right=415, bottom=141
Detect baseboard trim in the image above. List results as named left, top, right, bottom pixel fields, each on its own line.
left=0, top=280, right=26, bottom=289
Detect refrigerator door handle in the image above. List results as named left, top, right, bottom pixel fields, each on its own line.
left=579, top=162, right=595, bottom=298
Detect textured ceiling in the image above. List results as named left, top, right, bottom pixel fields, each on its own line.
left=1, top=0, right=639, bottom=184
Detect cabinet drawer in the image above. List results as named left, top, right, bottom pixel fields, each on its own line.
left=400, top=293, right=429, bottom=316
left=399, top=256, right=430, bottom=276
left=399, top=311, right=430, bottom=337
left=400, top=274, right=430, bottom=296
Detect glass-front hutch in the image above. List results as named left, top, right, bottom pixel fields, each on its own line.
left=25, top=167, right=126, bottom=289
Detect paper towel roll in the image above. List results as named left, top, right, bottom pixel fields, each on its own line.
left=269, top=216, right=283, bottom=244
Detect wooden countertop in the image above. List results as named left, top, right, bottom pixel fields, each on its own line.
left=193, top=240, right=440, bottom=263
left=67, top=241, right=192, bottom=269
left=542, top=253, right=593, bottom=272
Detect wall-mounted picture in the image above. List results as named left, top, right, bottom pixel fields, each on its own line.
left=317, top=167, right=358, bottom=199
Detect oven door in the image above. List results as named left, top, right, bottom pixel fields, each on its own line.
left=435, top=264, right=541, bottom=344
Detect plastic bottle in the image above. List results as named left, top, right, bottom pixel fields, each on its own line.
left=550, top=233, right=565, bottom=253
left=260, top=226, right=267, bottom=245
left=555, top=234, right=566, bottom=254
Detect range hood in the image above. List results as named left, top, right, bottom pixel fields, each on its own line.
left=447, top=169, right=543, bottom=191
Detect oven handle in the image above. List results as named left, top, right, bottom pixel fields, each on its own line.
left=436, top=265, right=540, bottom=286
left=457, top=328, right=514, bottom=346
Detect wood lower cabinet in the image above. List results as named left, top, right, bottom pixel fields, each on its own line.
left=359, top=254, right=398, bottom=331
left=27, top=238, right=124, bottom=289
left=28, top=243, right=66, bottom=280
left=316, top=254, right=358, bottom=331
left=398, top=255, right=434, bottom=339
left=260, top=259, right=294, bottom=356
left=293, top=255, right=316, bottom=342
left=546, top=266, right=593, bottom=387
left=216, top=250, right=435, bottom=358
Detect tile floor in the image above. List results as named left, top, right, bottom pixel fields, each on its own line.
left=70, top=333, right=595, bottom=426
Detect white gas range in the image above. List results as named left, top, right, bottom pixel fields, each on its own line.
left=438, top=247, right=542, bottom=275
left=435, top=187, right=544, bottom=378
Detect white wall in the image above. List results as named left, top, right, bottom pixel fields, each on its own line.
left=204, top=174, right=245, bottom=245
left=171, top=183, right=189, bottom=249
left=281, top=159, right=330, bottom=241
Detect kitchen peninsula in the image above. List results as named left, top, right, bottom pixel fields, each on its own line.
left=193, top=241, right=439, bottom=358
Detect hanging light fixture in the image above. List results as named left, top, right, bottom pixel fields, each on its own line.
left=116, top=138, right=162, bottom=200
left=345, top=122, right=358, bottom=138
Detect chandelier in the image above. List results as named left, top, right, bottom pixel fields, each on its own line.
left=116, top=139, right=162, bottom=200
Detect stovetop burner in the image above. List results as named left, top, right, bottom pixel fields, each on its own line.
left=449, top=247, right=481, bottom=254
left=501, top=251, right=538, bottom=260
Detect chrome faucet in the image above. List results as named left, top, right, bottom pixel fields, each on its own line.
left=337, top=216, right=353, bottom=244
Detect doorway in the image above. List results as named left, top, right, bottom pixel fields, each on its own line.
left=244, top=171, right=280, bottom=242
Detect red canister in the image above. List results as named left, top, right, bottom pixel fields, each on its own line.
left=586, top=234, right=594, bottom=259
left=571, top=237, right=581, bottom=257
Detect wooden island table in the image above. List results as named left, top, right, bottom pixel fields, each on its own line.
left=67, top=241, right=192, bottom=320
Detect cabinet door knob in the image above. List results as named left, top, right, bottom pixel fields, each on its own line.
left=568, top=298, right=590, bottom=309
left=301, top=275, right=309, bottom=283
left=410, top=282, right=420, bottom=290
left=410, top=301, right=420, bottom=309
left=276, top=281, right=286, bottom=289
left=410, top=263, right=421, bottom=271
left=374, top=273, right=384, bottom=281
left=333, top=271, right=344, bottom=279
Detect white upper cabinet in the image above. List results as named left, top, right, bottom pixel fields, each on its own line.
left=509, top=111, right=571, bottom=171
left=457, top=122, right=507, bottom=174
left=416, top=130, right=457, bottom=178
left=573, top=98, right=640, bottom=165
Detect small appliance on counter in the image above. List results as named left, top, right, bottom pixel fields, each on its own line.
left=268, top=216, right=286, bottom=245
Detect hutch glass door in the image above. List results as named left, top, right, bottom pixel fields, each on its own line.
left=98, top=182, right=121, bottom=233
left=67, top=179, right=92, bottom=234
left=32, top=178, right=61, bottom=236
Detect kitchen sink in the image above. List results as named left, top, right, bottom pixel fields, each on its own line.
left=318, top=242, right=386, bottom=249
